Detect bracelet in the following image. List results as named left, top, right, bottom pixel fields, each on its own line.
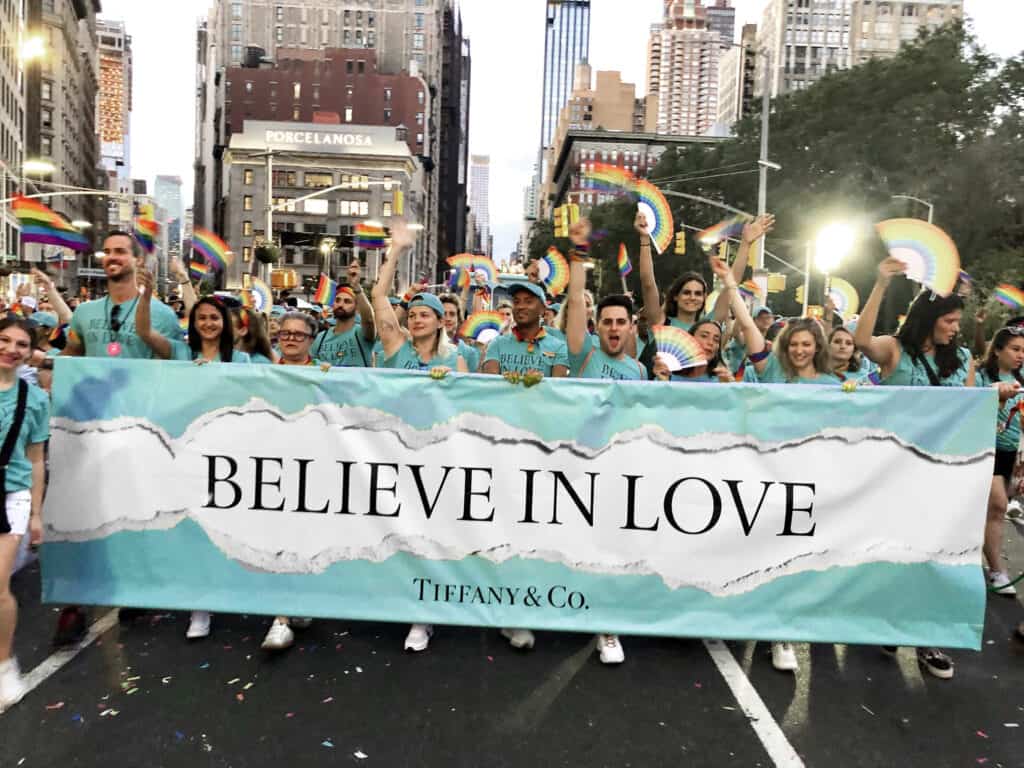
left=567, top=242, right=590, bottom=262
left=748, top=348, right=771, bottom=364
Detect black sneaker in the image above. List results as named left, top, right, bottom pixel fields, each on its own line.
left=917, top=647, right=954, bottom=679
left=117, top=608, right=147, bottom=624
left=880, top=646, right=898, bottom=657
left=52, top=606, right=87, bottom=647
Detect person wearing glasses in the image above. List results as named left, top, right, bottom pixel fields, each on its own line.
left=52, top=232, right=187, bottom=648
left=974, top=326, right=1024, bottom=596
left=62, top=232, right=184, bottom=360
left=854, top=257, right=975, bottom=681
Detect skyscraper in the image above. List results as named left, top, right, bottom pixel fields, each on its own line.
left=469, top=155, right=490, bottom=256
left=97, top=19, right=132, bottom=177
left=154, top=176, right=184, bottom=256
left=540, top=1, right=590, bottom=163
left=849, top=1, right=962, bottom=65
left=646, top=0, right=729, bottom=136
left=0, top=0, right=26, bottom=260
left=756, top=0, right=852, bottom=98
left=717, top=23, right=757, bottom=132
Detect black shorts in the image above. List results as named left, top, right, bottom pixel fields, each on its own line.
left=994, top=449, right=1016, bottom=482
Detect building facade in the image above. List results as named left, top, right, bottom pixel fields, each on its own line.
left=437, top=2, right=470, bottom=262
left=716, top=22, right=757, bottom=132
left=0, top=0, right=26, bottom=262
left=224, top=120, right=420, bottom=290
left=154, top=175, right=184, bottom=257
left=646, top=0, right=730, bottom=137
left=24, top=0, right=101, bottom=282
left=756, top=0, right=852, bottom=98
left=540, top=0, right=590, bottom=154
left=96, top=18, right=131, bottom=175
left=468, top=154, right=489, bottom=256
left=849, top=0, right=962, bottom=64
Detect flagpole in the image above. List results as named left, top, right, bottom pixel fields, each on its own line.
left=620, top=274, right=628, bottom=295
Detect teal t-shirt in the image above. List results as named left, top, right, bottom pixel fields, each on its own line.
left=379, top=339, right=460, bottom=371
left=882, top=345, right=970, bottom=387
left=0, top=382, right=50, bottom=492
left=668, top=316, right=702, bottom=333
left=249, top=352, right=273, bottom=365
left=723, top=339, right=747, bottom=374
left=976, top=369, right=1023, bottom=451
left=456, top=339, right=481, bottom=372
left=569, top=334, right=645, bottom=381
left=312, top=324, right=374, bottom=367
left=69, top=296, right=188, bottom=360
left=192, top=349, right=251, bottom=364
left=544, top=326, right=566, bottom=343
left=758, top=354, right=841, bottom=385
left=484, top=332, right=569, bottom=376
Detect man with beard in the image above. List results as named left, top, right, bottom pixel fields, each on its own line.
left=310, top=261, right=375, bottom=367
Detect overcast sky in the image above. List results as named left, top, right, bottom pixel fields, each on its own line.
left=99, top=0, right=1022, bottom=258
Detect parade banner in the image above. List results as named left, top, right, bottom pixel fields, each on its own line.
left=42, top=359, right=996, bottom=649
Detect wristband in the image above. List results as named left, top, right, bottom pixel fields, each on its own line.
left=568, top=242, right=590, bottom=262
left=402, top=290, right=416, bottom=303
left=748, top=348, right=771, bottom=364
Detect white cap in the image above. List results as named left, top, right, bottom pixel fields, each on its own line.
left=20, top=296, right=37, bottom=310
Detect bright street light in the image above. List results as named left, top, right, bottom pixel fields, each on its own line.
left=18, top=36, right=45, bottom=63
left=22, top=159, right=55, bottom=175
left=814, top=222, right=856, bottom=274
left=71, top=220, right=92, bottom=230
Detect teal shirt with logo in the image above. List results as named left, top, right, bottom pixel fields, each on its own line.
left=569, top=334, right=645, bottom=381
left=976, top=369, right=1023, bottom=452
left=758, top=354, right=841, bottom=385
left=69, top=297, right=188, bottom=360
left=484, top=333, right=569, bottom=376
left=379, top=339, right=460, bottom=371
left=882, top=345, right=970, bottom=387
left=0, top=382, right=49, bottom=492
left=312, top=324, right=374, bottom=367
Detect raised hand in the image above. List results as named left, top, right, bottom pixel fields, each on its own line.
left=347, top=259, right=362, bottom=286
left=389, top=219, right=416, bottom=252
left=569, top=218, right=592, bottom=247
left=877, top=256, right=907, bottom=284
left=31, top=267, right=53, bottom=292
left=634, top=211, right=650, bottom=238
left=652, top=356, right=671, bottom=381
left=708, top=255, right=735, bottom=287
left=742, top=214, right=775, bottom=244
left=169, top=257, right=188, bottom=284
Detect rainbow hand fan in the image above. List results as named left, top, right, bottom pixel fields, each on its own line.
left=634, top=179, right=673, bottom=255
left=827, top=277, right=860, bottom=318
left=994, top=284, right=1024, bottom=310
left=582, top=162, right=637, bottom=192
left=651, top=324, right=706, bottom=372
left=696, top=214, right=749, bottom=248
left=459, top=310, right=504, bottom=344
left=447, top=254, right=496, bottom=285
left=539, top=247, right=570, bottom=297
left=249, top=277, right=272, bottom=313
left=875, top=218, right=960, bottom=297
left=192, top=228, right=233, bottom=271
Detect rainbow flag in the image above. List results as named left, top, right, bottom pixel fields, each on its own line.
left=696, top=214, right=749, bottom=247
left=313, top=273, right=338, bottom=305
left=355, top=224, right=387, bottom=249
left=617, top=244, right=632, bottom=277
left=189, top=260, right=210, bottom=281
left=192, top=228, right=233, bottom=272
left=134, top=204, right=158, bottom=255
left=12, top=195, right=90, bottom=252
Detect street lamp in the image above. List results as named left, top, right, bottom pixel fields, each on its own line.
left=891, top=194, right=934, bottom=224
left=18, top=36, right=46, bottom=63
left=71, top=220, right=92, bottom=230
left=803, top=222, right=856, bottom=316
left=22, top=159, right=55, bottom=176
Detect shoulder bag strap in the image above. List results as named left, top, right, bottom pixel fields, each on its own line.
left=0, top=380, right=29, bottom=534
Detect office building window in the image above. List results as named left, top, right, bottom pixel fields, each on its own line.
left=293, top=82, right=301, bottom=99
left=343, top=29, right=351, bottom=44
left=276, top=26, right=283, bottom=43
left=41, top=108, right=52, bottom=129
left=243, top=246, right=252, bottom=262
left=231, top=44, right=242, bottom=61
left=417, top=90, right=425, bottom=105
left=359, top=201, right=369, bottom=216
left=383, top=108, right=391, bottom=121
left=243, top=195, right=253, bottom=211
left=275, top=5, right=283, bottom=21
left=383, top=176, right=393, bottom=191
left=305, top=172, right=333, bottom=188
left=357, top=60, right=365, bottom=74
left=41, top=81, right=52, bottom=100
left=243, top=221, right=253, bottom=236
left=231, top=23, right=241, bottom=41
left=244, top=168, right=254, bottom=184
left=382, top=202, right=392, bottom=217
left=345, top=107, right=353, bottom=122
left=416, top=133, right=423, bottom=144
left=415, top=13, right=424, bottom=29
left=384, top=88, right=392, bottom=102
left=41, top=136, right=52, bottom=155
left=367, top=31, right=375, bottom=47
left=293, top=107, right=300, bottom=120
left=273, top=170, right=298, bottom=187
left=231, top=2, right=242, bottom=19
left=416, top=112, right=423, bottom=125
left=413, top=33, right=424, bottom=49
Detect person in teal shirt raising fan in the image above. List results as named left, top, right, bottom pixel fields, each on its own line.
left=0, top=315, right=50, bottom=713
left=371, top=220, right=467, bottom=375
left=312, top=260, right=375, bottom=367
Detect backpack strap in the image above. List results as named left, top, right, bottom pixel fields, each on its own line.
left=0, top=380, right=30, bottom=535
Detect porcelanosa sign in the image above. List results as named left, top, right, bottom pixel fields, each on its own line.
left=264, top=129, right=374, bottom=148
left=231, top=121, right=410, bottom=156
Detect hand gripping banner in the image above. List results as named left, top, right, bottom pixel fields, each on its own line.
left=42, top=359, right=995, bottom=649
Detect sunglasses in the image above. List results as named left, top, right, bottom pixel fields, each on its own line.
left=110, top=303, right=122, bottom=333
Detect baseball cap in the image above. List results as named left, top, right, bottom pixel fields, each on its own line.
left=754, top=305, right=773, bottom=317
left=547, top=302, right=562, bottom=314
left=408, top=292, right=444, bottom=318
left=32, top=311, right=58, bottom=328
left=21, top=296, right=37, bottom=310
left=509, top=282, right=546, bottom=303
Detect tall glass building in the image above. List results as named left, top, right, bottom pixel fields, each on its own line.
left=540, top=1, right=590, bottom=155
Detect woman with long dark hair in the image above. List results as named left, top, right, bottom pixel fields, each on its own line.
left=187, top=297, right=249, bottom=364
left=0, top=316, right=50, bottom=712
left=853, top=256, right=974, bottom=680
left=975, top=326, right=1024, bottom=595
left=232, top=307, right=275, bottom=364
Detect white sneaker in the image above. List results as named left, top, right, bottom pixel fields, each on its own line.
left=261, top=619, right=295, bottom=650
left=771, top=642, right=799, bottom=672
left=989, top=570, right=1018, bottom=596
left=1007, top=499, right=1022, bottom=520
left=500, top=628, right=535, bottom=650
left=0, top=658, right=27, bottom=713
left=186, top=611, right=211, bottom=639
left=596, top=634, right=625, bottom=664
left=404, top=624, right=433, bottom=652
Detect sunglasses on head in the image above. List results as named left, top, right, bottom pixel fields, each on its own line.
left=1003, top=325, right=1024, bottom=336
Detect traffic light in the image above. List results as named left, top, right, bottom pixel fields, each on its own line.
left=553, top=205, right=567, bottom=238
left=674, top=231, right=686, bottom=255
left=394, top=189, right=404, bottom=216
left=795, top=285, right=805, bottom=305
left=567, top=203, right=580, bottom=226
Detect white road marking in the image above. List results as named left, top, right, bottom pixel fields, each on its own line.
left=704, top=638, right=806, bottom=768
left=9, top=609, right=120, bottom=710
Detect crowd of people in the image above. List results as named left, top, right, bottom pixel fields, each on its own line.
left=0, top=213, right=1021, bottom=713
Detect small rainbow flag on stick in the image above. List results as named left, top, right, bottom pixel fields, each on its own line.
left=313, top=273, right=338, bottom=305
left=994, top=284, right=1024, bottom=310
left=192, top=228, right=233, bottom=272
left=355, top=223, right=387, bottom=249
left=134, top=204, right=158, bottom=255
left=189, top=260, right=210, bottom=281
left=616, top=244, right=632, bottom=277
left=696, top=214, right=750, bottom=248
left=12, top=195, right=90, bottom=251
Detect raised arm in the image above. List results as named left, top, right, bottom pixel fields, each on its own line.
left=31, top=268, right=72, bottom=325
left=710, top=255, right=766, bottom=370
left=565, top=218, right=592, bottom=357
left=168, top=258, right=198, bottom=315
left=134, top=270, right=173, bottom=359
left=711, top=214, right=775, bottom=323
left=853, top=257, right=905, bottom=373
left=371, top=220, right=414, bottom=358
left=635, top=211, right=664, bottom=326
left=972, top=309, right=988, bottom=358
left=348, top=260, right=375, bottom=341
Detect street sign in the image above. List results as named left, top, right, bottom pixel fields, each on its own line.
left=77, top=268, right=107, bottom=278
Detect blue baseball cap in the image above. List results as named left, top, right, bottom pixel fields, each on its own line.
left=32, top=311, right=59, bottom=328
left=407, top=292, right=444, bottom=318
left=388, top=296, right=404, bottom=306
left=547, top=302, right=562, bottom=314
left=754, top=305, right=774, bottom=317
left=510, top=282, right=547, bottom=303
left=270, top=305, right=287, bottom=319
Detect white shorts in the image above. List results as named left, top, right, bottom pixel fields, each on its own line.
left=2, top=491, right=32, bottom=537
